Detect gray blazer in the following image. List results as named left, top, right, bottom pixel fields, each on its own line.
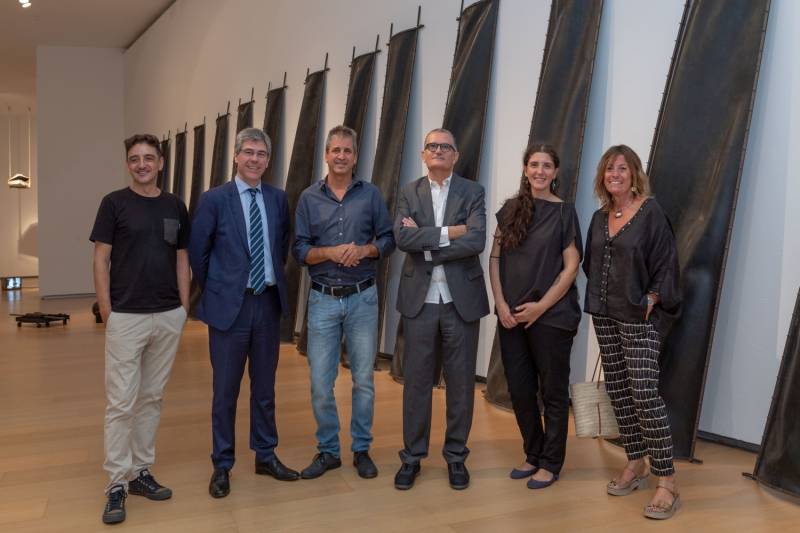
left=394, top=175, right=490, bottom=322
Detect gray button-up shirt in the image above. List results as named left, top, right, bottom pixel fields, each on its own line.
left=293, top=177, right=395, bottom=286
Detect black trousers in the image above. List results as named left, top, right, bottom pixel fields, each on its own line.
left=498, top=321, right=575, bottom=474
left=400, top=303, right=480, bottom=465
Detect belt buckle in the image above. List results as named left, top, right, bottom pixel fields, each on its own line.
left=330, top=285, right=344, bottom=297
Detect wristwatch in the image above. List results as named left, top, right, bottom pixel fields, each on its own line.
left=646, top=294, right=657, bottom=306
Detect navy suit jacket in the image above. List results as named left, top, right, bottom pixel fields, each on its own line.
left=189, top=180, right=290, bottom=331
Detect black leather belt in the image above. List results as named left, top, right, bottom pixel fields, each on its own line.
left=311, top=278, right=374, bottom=298
left=244, top=285, right=276, bottom=295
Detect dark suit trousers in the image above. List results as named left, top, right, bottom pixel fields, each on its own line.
left=209, top=287, right=281, bottom=470
left=400, top=302, right=479, bottom=465
left=497, top=321, right=574, bottom=474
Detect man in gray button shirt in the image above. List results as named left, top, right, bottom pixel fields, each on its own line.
left=293, top=125, right=395, bottom=480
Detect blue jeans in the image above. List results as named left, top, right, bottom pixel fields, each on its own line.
left=307, top=283, right=378, bottom=456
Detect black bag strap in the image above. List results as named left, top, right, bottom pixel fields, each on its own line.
left=591, top=352, right=603, bottom=389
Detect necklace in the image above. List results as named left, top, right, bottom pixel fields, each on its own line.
left=613, top=197, right=634, bottom=218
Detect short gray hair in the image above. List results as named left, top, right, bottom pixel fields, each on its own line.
left=424, top=128, right=458, bottom=151
left=325, top=125, right=358, bottom=155
left=235, top=127, right=271, bottom=156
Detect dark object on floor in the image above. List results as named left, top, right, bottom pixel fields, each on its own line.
left=92, top=302, right=103, bottom=323
left=748, top=288, right=800, bottom=498
left=12, top=312, right=70, bottom=328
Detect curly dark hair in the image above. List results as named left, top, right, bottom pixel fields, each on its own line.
left=498, top=144, right=560, bottom=249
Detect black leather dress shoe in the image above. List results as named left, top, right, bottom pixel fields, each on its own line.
left=448, top=462, right=470, bottom=490
left=255, top=457, right=300, bottom=481
left=353, top=451, right=378, bottom=479
left=300, top=452, right=342, bottom=479
left=394, top=463, right=420, bottom=490
left=209, top=468, right=230, bottom=498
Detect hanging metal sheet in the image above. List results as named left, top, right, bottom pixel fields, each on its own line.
left=209, top=113, right=229, bottom=189
left=392, top=0, right=499, bottom=381
left=750, top=288, right=800, bottom=497
left=281, top=67, right=327, bottom=342
left=484, top=0, right=604, bottom=408
left=262, top=84, right=286, bottom=188
left=172, top=129, right=187, bottom=201
left=647, top=0, right=770, bottom=460
left=157, top=137, right=171, bottom=191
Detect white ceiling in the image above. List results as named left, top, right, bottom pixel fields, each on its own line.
left=0, top=0, right=175, bottom=98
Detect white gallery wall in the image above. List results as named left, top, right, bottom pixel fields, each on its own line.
left=0, top=103, right=38, bottom=278
left=37, top=46, right=125, bottom=297
left=32, top=0, right=793, bottom=445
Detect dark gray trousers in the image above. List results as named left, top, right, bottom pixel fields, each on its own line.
left=399, top=302, right=480, bottom=465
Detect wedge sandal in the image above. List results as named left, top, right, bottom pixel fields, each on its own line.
left=643, top=481, right=680, bottom=520
left=606, top=465, right=649, bottom=496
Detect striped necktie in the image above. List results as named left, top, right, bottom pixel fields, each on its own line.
left=247, top=188, right=267, bottom=295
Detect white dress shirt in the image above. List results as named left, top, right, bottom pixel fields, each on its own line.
left=424, top=175, right=453, bottom=304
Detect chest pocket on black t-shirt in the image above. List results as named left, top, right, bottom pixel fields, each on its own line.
left=163, top=218, right=179, bottom=246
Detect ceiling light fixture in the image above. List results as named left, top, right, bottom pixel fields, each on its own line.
left=19, top=1, right=32, bottom=8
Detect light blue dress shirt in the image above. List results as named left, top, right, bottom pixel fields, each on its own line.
left=235, top=176, right=276, bottom=286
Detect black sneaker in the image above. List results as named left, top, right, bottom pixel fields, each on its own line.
left=394, top=463, right=420, bottom=490
left=300, top=452, right=342, bottom=479
left=102, top=485, right=126, bottom=524
left=128, top=469, right=173, bottom=500
left=353, top=451, right=378, bottom=479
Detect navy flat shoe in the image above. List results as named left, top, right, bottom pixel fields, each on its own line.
left=510, top=466, right=538, bottom=480
left=527, top=472, right=559, bottom=489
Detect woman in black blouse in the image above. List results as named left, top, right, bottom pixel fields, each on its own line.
left=584, top=145, right=681, bottom=519
left=489, top=144, right=581, bottom=489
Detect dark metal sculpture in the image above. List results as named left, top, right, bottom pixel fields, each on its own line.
left=262, top=78, right=287, bottom=188
left=484, top=0, right=604, bottom=408
left=172, top=127, right=187, bottom=201
left=748, top=288, right=800, bottom=497
left=209, top=106, right=230, bottom=189
left=281, top=60, right=328, bottom=343
left=648, top=0, right=770, bottom=460
left=391, top=0, right=499, bottom=381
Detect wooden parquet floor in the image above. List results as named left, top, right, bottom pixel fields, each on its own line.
left=0, top=289, right=798, bottom=532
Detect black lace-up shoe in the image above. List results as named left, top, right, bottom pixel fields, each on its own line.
left=128, top=469, right=173, bottom=500
left=394, top=463, right=420, bottom=490
left=300, top=452, right=342, bottom=479
left=209, top=468, right=230, bottom=498
left=102, top=485, right=127, bottom=524
left=255, top=457, right=300, bottom=481
left=353, top=451, right=378, bottom=479
left=448, top=462, right=470, bottom=490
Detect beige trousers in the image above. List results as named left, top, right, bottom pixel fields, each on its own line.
left=103, top=306, right=186, bottom=491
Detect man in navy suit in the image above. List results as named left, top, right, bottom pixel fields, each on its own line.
left=189, top=128, right=299, bottom=498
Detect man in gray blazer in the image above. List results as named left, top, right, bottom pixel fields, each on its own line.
left=393, top=128, right=490, bottom=491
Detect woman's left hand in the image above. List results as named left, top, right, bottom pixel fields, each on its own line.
left=513, top=301, right=546, bottom=329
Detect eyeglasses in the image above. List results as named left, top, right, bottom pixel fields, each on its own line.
left=424, top=142, right=455, bottom=153
left=240, top=148, right=269, bottom=160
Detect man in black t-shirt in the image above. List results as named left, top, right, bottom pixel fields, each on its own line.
left=90, top=134, right=190, bottom=525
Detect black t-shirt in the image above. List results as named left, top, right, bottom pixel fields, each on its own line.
left=582, top=198, right=681, bottom=337
left=90, top=187, right=190, bottom=313
left=496, top=198, right=583, bottom=331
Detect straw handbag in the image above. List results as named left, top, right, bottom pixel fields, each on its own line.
left=570, top=354, right=620, bottom=438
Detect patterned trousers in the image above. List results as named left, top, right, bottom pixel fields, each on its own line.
left=592, top=316, right=674, bottom=476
